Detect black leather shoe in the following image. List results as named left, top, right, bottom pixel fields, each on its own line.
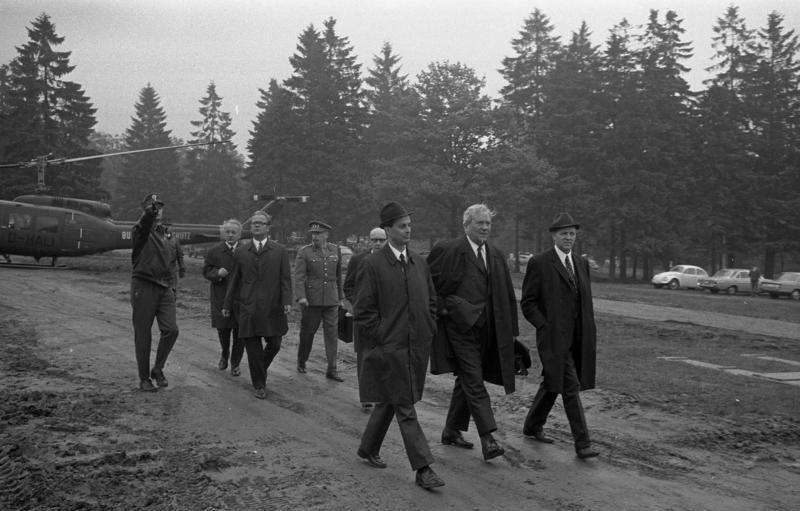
left=218, top=357, right=228, bottom=370
left=297, top=364, right=307, bottom=374
left=524, top=428, right=554, bottom=444
left=254, top=387, right=266, bottom=399
left=230, top=366, right=241, bottom=377
left=139, top=379, right=158, bottom=392
left=415, top=466, right=445, bottom=489
left=357, top=448, right=387, bottom=469
left=150, top=369, right=168, bottom=388
left=480, top=434, right=505, bottom=461
left=326, top=371, right=344, bottom=382
left=576, top=447, right=599, bottom=459
left=441, top=428, right=474, bottom=449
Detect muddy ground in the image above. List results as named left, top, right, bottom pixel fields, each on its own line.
left=1, top=252, right=798, bottom=510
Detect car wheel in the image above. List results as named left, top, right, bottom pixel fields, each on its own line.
left=653, top=284, right=662, bottom=289
left=770, top=293, right=779, bottom=299
left=726, top=286, right=738, bottom=295
left=791, top=290, right=800, bottom=301
left=668, top=279, right=679, bottom=290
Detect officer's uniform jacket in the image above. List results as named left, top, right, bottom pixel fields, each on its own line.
left=294, top=242, right=343, bottom=306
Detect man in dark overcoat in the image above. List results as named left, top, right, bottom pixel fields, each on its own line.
left=222, top=212, right=292, bottom=399
left=343, top=226, right=387, bottom=412
left=203, top=218, right=244, bottom=376
left=355, top=202, right=444, bottom=490
left=520, top=212, right=598, bottom=459
left=427, top=203, right=519, bottom=461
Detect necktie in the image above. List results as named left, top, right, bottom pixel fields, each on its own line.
left=564, top=254, right=577, bottom=289
left=399, top=253, right=406, bottom=266
left=256, top=241, right=262, bottom=252
left=477, top=244, right=487, bottom=272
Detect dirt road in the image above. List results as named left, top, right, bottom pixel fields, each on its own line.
left=1, top=260, right=797, bottom=510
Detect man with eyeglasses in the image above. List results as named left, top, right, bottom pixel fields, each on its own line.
left=222, top=211, right=292, bottom=399
left=344, top=227, right=387, bottom=412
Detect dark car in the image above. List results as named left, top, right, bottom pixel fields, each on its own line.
left=759, top=272, right=800, bottom=300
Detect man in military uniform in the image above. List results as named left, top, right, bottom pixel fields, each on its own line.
left=295, top=220, right=345, bottom=381
left=130, top=193, right=179, bottom=392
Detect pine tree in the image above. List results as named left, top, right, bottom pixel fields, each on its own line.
left=499, top=8, right=562, bottom=142
left=0, top=13, right=101, bottom=199
left=184, top=82, right=244, bottom=223
left=742, top=12, right=800, bottom=275
left=115, top=84, right=180, bottom=220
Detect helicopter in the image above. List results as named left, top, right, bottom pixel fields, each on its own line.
left=0, top=142, right=309, bottom=266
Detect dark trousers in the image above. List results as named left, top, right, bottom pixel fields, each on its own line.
left=297, top=305, right=338, bottom=371
left=445, top=322, right=497, bottom=436
left=217, top=327, right=244, bottom=367
left=131, top=278, right=179, bottom=381
left=242, top=336, right=282, bottom=390
left=523, top=350, right=591, bottom=450
left=359, top=402, right=434, bottom=471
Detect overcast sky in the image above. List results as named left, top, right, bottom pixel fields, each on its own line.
left=2, top=0, right=798, bottom=154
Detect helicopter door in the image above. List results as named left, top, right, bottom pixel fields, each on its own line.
left=62, top=211, right=84, bottom=252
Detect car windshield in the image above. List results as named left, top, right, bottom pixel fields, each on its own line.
left=776, top=273, right=800, bottom=282
left=712, top=270, right=735, bottom=277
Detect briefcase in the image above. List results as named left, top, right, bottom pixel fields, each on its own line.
left=338, top=307, right=353, bottom=343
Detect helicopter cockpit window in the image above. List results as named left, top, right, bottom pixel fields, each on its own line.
left=36, top=216, right=59, bottom=234
left=9, top=213, right=32, bottom=229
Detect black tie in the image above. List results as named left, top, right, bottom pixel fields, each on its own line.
left=477, top=244, right=487, bottom=272
left=256, top=241, right=262, bottom=253
left=564, top=254, right=577, bottom=289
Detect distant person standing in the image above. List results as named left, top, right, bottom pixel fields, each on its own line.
left=130, top=193, right=179, bottom=392
left=750, top=265, right=761, bottom=296
left=203, top=219, right=244, bottom=376
left=344, top=227, right=388, bottom=412
left=294, top=220, right=345, bottom=381
left=427, top=203, right=519, bottom=462
left=520, top=212, right=599, bottom=459
left=222, top=212, right=292, bottom=399
left=355, top=202, right=444, bottom=489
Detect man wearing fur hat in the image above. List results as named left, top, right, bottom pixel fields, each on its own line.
left=520, top=212, right=599, bottom=459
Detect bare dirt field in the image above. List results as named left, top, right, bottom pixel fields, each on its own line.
left=1, top=252, right=798, bottom=510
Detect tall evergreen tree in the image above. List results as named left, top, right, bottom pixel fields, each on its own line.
left=362, top=43, right=422, bottom=223
left=184, top=82, right=244, bottom=223
left=499, top=8, right=561, bottom=143
left=742, top=12, right=800, bottom=275
left=280, top=18, right=367, bottom=234
left=0, top=13, right=101, bottom=199
left=115, top=84, right=180, bottom=220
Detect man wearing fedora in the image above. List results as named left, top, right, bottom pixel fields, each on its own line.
left=130, top=193, right=179, bottom=392
left=427, top=203, right=519, bottom=462
left=354, top=202, right=444, bottom=489
left=520, top=212, right=599, bottom=459
left=295, top=220, right=345, bottom=381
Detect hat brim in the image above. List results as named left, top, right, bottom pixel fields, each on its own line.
left=549, top=223, right=579, bottom=232
left=380, top=211, right=413, bottom=228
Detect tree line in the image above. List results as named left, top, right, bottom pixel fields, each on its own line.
left=1, top=8, right=798, bottom=278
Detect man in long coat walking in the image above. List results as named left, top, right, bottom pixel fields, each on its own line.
left=427, top=203, right=519, bottom=461
left=355, top=202, right=444, bottom=490
left=520, top=212, right=598, bottom=459
left=203, top=218, right=244, bottom=375
left=223, top=211, right=292, bottom=399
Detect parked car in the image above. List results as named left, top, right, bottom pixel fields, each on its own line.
left=651, top=265, right=708, bottom=290
left=698, top=268, right=754, bottom=295
left=508, top=252, right=533, bottom=267
left=759, top=272, right=800, bottom=300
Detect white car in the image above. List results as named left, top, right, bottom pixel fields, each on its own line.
left=651, top=265, right=708, bottom=290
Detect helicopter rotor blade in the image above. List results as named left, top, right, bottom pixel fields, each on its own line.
left=49, top=139, right=232, bottom=165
